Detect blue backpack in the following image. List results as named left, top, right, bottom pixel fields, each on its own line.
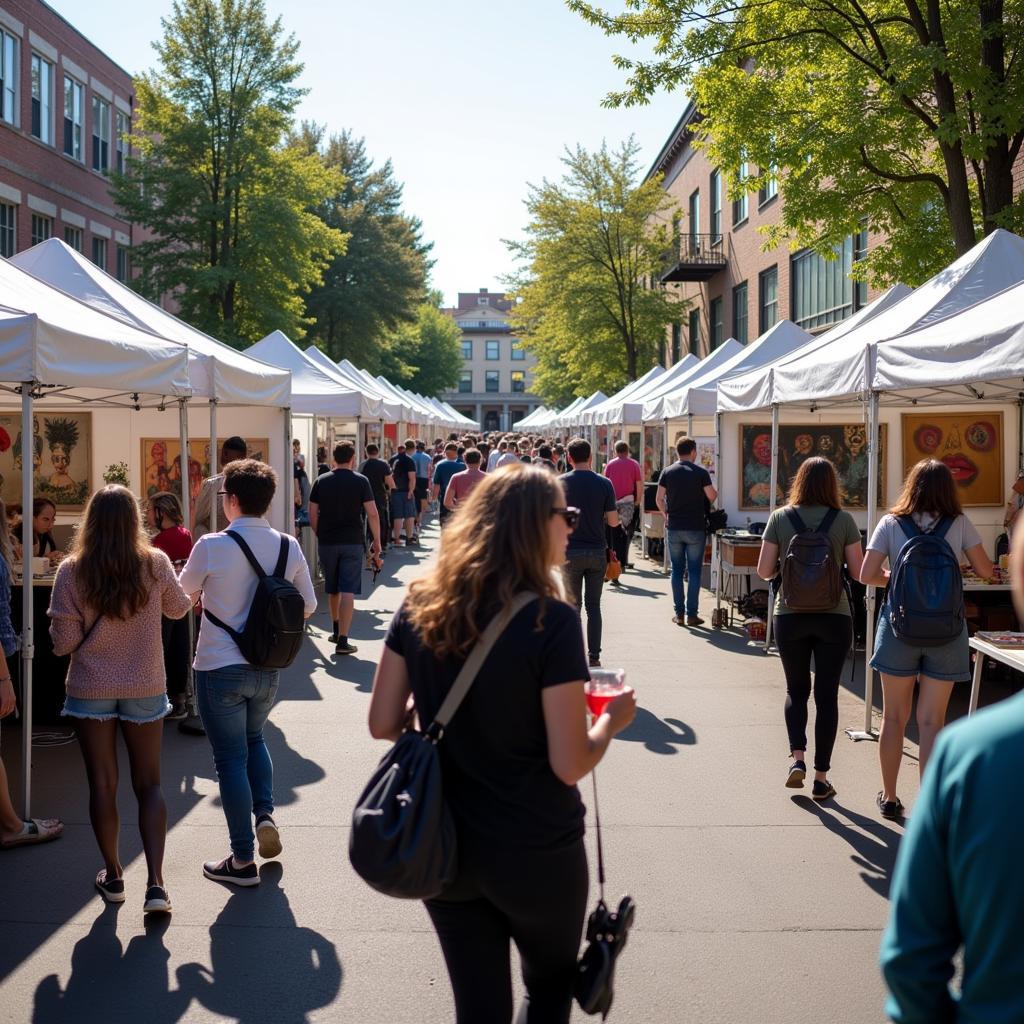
left=887, top=516, right=964, bottom=647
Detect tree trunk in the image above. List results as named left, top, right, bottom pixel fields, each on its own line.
left=979, top=0, right=1014, bottom=235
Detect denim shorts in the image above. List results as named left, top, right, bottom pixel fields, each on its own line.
left=390, top=491, right=417, bottom=519
left=62, top=692, right=171, bottom=723
left=319, top=542, right=364, bottom=596
left=870, top=606, right=970, bottom=682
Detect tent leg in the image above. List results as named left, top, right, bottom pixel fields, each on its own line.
left=764, top=404, right=780, bottom=652
left=19, top=384, right=35, bottom=817
left=177, top=399, right=205, bottom=738
left=662, top=418, right=669, bottom=573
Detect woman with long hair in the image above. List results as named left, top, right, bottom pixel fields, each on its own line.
left=860, top=459, right=994, bottom=819
left=367, top=463, right=636, bottom=1023
left=49, top=486, right=193, bottom=912
left=757, top=458, right=864, bottom=800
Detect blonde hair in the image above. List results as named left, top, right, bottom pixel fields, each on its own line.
left=407, top=462, right=568, bottom=658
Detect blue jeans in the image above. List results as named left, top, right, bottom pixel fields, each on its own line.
left=667, top=529, right=706, bottom=617
left=196, top=664, right=280, bottom=862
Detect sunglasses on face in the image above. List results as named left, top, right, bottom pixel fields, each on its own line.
left=552, top=506, right=580, bottom=530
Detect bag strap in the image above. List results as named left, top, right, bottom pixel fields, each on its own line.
left=272, top=535, right=290, bottom=578
left=591, top=769, right=605, bottom=902
left=223, top=530, right=269, bottom=579
left=819, top=507, right=840, bottom=535
left=427, top=591, right=537, bottom=737
left=71, top=611, right=104, bottom=654
left=896, top=515, right=921, bottom=541
left=930, top=516, right=953, bottom=540
left=784, top=507, right=808, bottom=535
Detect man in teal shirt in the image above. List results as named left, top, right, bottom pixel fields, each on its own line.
left=880, top=691, right=1024, bottom=1022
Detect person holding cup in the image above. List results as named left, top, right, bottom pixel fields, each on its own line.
left=367, top=462, right=636, bottom=1024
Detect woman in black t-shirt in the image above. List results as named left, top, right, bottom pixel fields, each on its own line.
left=369, top=462, right=636, bottom=1024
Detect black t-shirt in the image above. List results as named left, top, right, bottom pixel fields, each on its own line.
left=660, top=460, right=713, bottom=530
left=560, top=469, right=616, bottom=551
left=358, top=458, right=392, bottom=504
left=390, top=452, right=416, bottom=492
left=385, top=596, right=589, bottom=850
left=308, top=468, right=373, bottom=545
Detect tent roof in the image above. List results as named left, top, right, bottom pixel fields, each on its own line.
left=11, top=239, right=290, bottom=406
left=580, top=365, right=666, bottom=426
left=635, top=346, right=742, bottom=422
left=247, top=332, right=374, bottom=418
left=304, top=348, right=404, bottom=421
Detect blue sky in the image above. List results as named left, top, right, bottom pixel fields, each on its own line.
left=49, top=0, right=686, bottom=305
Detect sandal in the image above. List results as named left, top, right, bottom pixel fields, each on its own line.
left=0, top=818, right=64, bottom=849
left=95, top=869, right=126, bottom=903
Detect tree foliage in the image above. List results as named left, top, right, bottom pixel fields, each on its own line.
left=505, top=139, right=687, bottom=407
left=112, top=0, right=346, bottom=344
left=381, top=299, right=463, bottom=397
left=298, top=126, right=434, bottom=368
left=569, top=0, right=1024, bottom=285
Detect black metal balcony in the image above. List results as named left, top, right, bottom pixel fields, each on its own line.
left=660, top=234, right=727, bottom=282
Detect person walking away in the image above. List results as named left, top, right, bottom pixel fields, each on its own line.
left=496, top=439, right=520, bottom=469
left=755, top=458, right=864, bottom=800
left=560, top=437, right=619, bottom=667
left=193, top=436, right=248, bottom=539
left=315, top=446, right=330, bottom=479
left=487, top=440, right=507, bottom=471
left=432, top=443, right=466, bottom=528
left=179, top=460, right=317, bottom=886
left=309, top=443, right=381, bottom=656
left=477, top=441, right=490, bottom=472
left=49, top=486, right=193, bottom=912
left=293, top=440, right=310, bottom=537
left=604, top=441, right=643, bottom=574
left=389, top=440, right=418, bottom=546
left=534, top=444, right=558, bottom=473
left=358, top=443, right=394, bottom=553
left=367, top=463, right=636, bottom=1023
left=413, top=440, right=434, bottom=533
left=657, top=438, right=717, bottom=626
left=0, top=497, right=63, bottom=850
left=859, top=458, right=994, bottom=819
left=148, top=492, right=195, bottom=720
left=443, top=449, right=487, bottom=515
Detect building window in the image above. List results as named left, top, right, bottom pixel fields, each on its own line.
left=92, top=96, right=111, bottom=172
left=732, top=162, right=748, bottom=226
left=63, top=76, right=84, bottom=160
left=688, top=308, right=700, bottom=355
left=485, top=370, right=499, bottom=393
left=511, top=342, right=525, bottom=361
left=791, top=235, right=866, bottom=330
left=64, top=225, right=83, bottom=252
left=91, top=235, right=107, bottom=269
left=511, top=370, right=525, bottom=393
left=486, top=339, right=500, bottom=360
left=710, top=170, right=722, bottom=242
left=732, top=282, right=749, bottom=345
left=670, top=321, right=681, bottom=364
left=688, top=189, right=700, bottom=247
left=0, top=30, right=17, bottom=126
left=115, top=111, right=129, bottom=174
left=477, top=296, right=489, bottom=305
left=31, top=214, right=52, bottom=245
left=461, top=339, right=472, bottom=359
left=854, top=222, right=869, bottom=308
left=710, top=297, right=723, bottom=350
left=758, top=166, right=778, bottom=207
left=0, top=203, right=14, bottom=258
left=458, top=370, right=472, bottom=393
left=759, top=266, right=779, bottom=333
left=31, top=54, right=53, bottom=144
left=116, top=245, right=130, bottom=282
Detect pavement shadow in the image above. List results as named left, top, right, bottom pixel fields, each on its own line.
left=792, top=796, right=902, bottom=899
left=605, top=579, right=661, bottom=599
left=33, top=904, right=190, bottom=1024
left=176, top=863, right=342, bottom=1023
left=699, top=627, right=774, bottom=658
left=616, top=707, right=696, bottom=754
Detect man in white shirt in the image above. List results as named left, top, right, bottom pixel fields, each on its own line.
left=487, top=440, right=507, bottom=472
left=179, top=459, right=317, bottom=888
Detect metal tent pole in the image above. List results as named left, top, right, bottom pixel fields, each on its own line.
left=764, top=403, right=780, bottom=652
left=19, top=384, right=35, bottom=816
left=283, top=407, right=292, bottom=532
left=178, top=399, right=205, bottom=737
left=662, top=417, right=670, bottom=572
left=207, top=398, right=218, bottom=534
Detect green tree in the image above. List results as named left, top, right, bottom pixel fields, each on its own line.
left=504, top=139, right=687, bottom=406
left=382, top=298, right=463, bottom=397
left=569, top=0, right=1024, bottom=284
left=112, top=0, right=346, bottom=344
left=297, top=125, right=433, bottom=368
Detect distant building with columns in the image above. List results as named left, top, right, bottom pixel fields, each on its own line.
left=440, top=288, right=541, bottom=433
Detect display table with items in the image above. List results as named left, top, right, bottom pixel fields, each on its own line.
left=10, top=569, right=67, bottom=727
left=968, top=633, right=1024, bottom=714
left=710, top=530, right=765, bottom=630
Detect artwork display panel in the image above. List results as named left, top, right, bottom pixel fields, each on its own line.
left=141, top=438, right=270, bottom=510
left=0, top=412, right=92, bottom=511
left=901, top=412, right=1003, bottom=506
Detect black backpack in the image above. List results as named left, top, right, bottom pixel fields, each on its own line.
left=204, top=531, right=306, bottom=669
left=780, top=507, right=843, bottom=612
left=887, top=516, right=964, bottom=647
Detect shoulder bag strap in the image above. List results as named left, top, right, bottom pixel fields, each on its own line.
left=428, top=591, right=538, bottom=735
left=784, top=507, right=807, bottom=534
left=819, top=507, right=840, bottom=534
left=931, top=516, right=954, bottom=540
left=272, top=535, right=290, bottom=578
left=223, top=529, right=268, bottom=579
left=896, top=515, right=920, bottom=541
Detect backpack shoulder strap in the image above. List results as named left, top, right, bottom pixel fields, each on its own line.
left=273, top=535, right=290, bottom=578
left=931, top=516, right=954, bottom=540
left=784, top=507, right=808, bottom=534
left=896, top=515, right=920, bottom=541
left=224, top=529, right=268, bottom=579
left=819, top=507, right=840, bottom=534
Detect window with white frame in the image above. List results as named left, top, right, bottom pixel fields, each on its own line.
left=115, top=111, right=129, bottom=173
left=31, top=214, right=52, bottom=245
left=477, top=297, right=489, bottom=305
left=511, top=370, right=525, bottom=393
left=710, top=296, right=723, bottom=349
left=91, top=235, right=107, bottom=269
left=461, top=339, right=472, bottom=360
left=64, top=225, right=83, bottom=251
left=486, top=339, right=500, bottom=360
left=732, top=162, right=749, bottom=226
left=485, top=370, right=499, bottom=392
left=732, top=281, right=749, bottom=345
left=31, top=54, right=53, bottom=143
left=458, top=370, right=472, bottom=393
left=92, top=96, right=110, bottom=172
left=759, top=266, right=779, bottom=332
left=511, top=342, right=525, bottom=361
left=758, top=166, right=778, bottom=206
left=791, top=235, right=864, bottom=330
left=116, top=245, right=129, bottom=282
left=0, top=29, right=17, bottom=126
left=63, top=76, right=83, bottom=160
left=0, top=202, right=15, bottom=258
left=710, top=169, right=722, bottom=242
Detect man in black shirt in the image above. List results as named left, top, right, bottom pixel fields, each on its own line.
left=309, top=442, right=380, bottom=655
left=560, top=437, right=619, bottom=667
left=656, top=437, right=717, bottom=626
left=358, top=443, right=394, bottom=552
left=389, top=439, right=419, bottom=546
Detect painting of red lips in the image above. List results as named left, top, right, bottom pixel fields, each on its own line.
left=903, top=412, right=1004, bottom=506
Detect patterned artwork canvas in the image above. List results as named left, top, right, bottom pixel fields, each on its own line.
left=901, top=412, right=1003, bottom=506
left=0, top=412, right=92, bottom=511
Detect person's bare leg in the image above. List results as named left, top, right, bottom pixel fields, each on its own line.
left=328, top=592, right=341, bottom=625
left=75, top=718, right=123, bottom=879
left=0, top=755, right=26, bottom=837
left=120, top=719, right=167, bottom=888
left=337, top=593, right=355, bottom=639
left=878, top=674, right=915, bottom=802
left=405, top=516, right=416, bottom=542
left=915, top=676, right=955, bottom=778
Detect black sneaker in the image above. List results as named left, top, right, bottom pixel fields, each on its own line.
left=255, top=814, right=282, bottom=859
left=812, top=779, right=837, bottom=802
left=588, top=655, right=601, bottom=668
left=335, top=640, right=358, bottom=656
left=203, top=855, right=259, bottom=887
left=143, top=885, right=172, bottom=914
left=95, top=869, right=126, bottom=903
left=328, top=631, right=339, bottom=644
left=785, top=761, right=806, bottom=788
left=876, top=792, right=905, bottom=820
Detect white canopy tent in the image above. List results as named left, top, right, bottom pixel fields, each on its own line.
left=558, top=391, right=608, bottom=434
left=630, top=348, right=740, bottom=427
left=304, top=346, right=403, bottom=422
left=580, top=366, right=666, bottom=427
left=516, top=406, right=550, bottom=429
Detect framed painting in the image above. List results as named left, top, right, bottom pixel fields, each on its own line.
left=739, top=422, right=886, bottom=511
left=141, top=437, right=269, bottom=511
left=901, top=412, right=1003, bottom=506
left=0, top=412, right=93, bottom=512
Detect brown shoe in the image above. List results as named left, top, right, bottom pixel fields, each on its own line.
left=686, top=616, right=705, bottom=627
left=672, top=615, right=686, bottom=626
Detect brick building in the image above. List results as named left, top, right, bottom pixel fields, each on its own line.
left=648, top=103, right=884, bottom=363
left=0, top=0, right=132, bottom=277
left=441, top=288, right=541, bottom=433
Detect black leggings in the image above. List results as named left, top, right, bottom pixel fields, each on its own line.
left=424, top=838, right=588, bottom=1024
left=773, top=613, right=853, bottom=772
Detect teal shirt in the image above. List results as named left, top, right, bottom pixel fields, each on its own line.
left=880, top=692, right=1024, bottom=1023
